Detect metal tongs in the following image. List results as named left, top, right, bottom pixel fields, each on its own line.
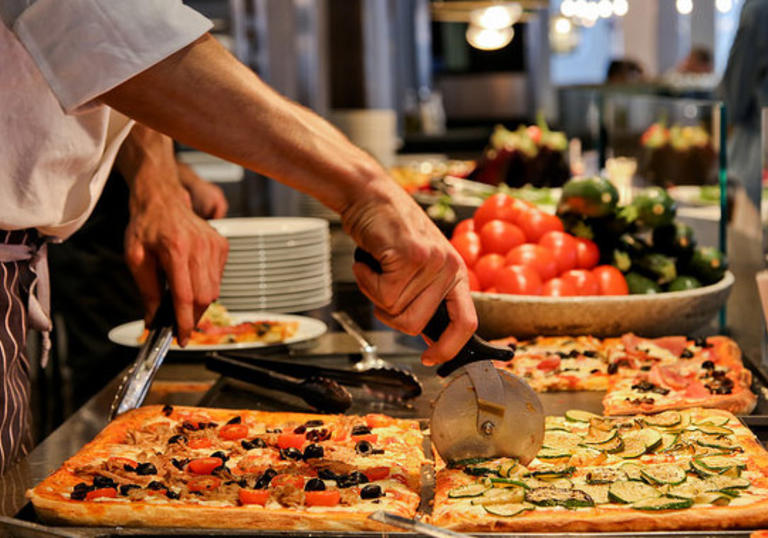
left=109, top=289, right=176, bottom=420
left=355, top=248, right=545, bottom=464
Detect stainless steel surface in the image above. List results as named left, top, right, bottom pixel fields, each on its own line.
left=331, top=312, right=382, bottom=369
left=368, top=511, right=466, bottom=538
left=431, top=369, right=544, bottom=465
left=109, top=326, right=173, bottom=419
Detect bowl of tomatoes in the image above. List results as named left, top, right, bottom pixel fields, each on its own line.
left=450, top=186, right=733, bottom=339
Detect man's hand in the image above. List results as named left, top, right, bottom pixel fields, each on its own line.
left=177, top=161, right=228, bottom=219
left=118, top=124, right=229, bottom=345
left=342, top=174, right=478, bottom=365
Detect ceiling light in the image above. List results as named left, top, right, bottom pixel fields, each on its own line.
left=583, top=1, right=600, bottom=21
left=554, top=17, right=573, bottom=34
left=561, top=0, right=577, bottom=17
left=469, top=3, right=522, bottom=30
left=550, top=16, right=579, bottom=53
left=465, top=24, right=515, bottom=50
left=715, top=0, right=733, bottom=12
left=597, top=0, right=614, bottom=17
left=676, top=0, right=693, bottom=14
left=612, top=0, right=629, bottom=16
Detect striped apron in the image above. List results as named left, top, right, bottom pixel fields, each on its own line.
left=0, top=230, right=52, bottom=473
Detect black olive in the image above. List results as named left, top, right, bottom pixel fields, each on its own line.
left=306, top=428, right=330, bottom=442
left=506, top=342, right=517, bottom=352
left=335, top=474, right=355, bottom=488
left=304, top=419, right=324, bottom=428
left=70, top=489, right=89, bottom=501
left=168, top=434, right=187, bottom=445
left=93, top=475, right=117, bottom=489
left=241, top=437, right=267, bottom=450
left=162, top=404, right=173, bottom=417
left=590, top=368, right=599, bottom=374
left=255, top=469, right=277, bottom=489
left=166, top=490, right=181, bottom=500
left=694, top=337, right=712, bottom=348
left=119, top=484, right=141, bottom=496
left=607, top=362, right=619, bottom=375
left=211, top=465, right=228, bottom=476
left=73, top=482, right=92, bottom=492
left=147, top=481, right=166, bottom=490
left=640, top=365, right=651, bottom=371
left=583, top=350, right=598, bottom=358
left=712, top=369, right=726, bottom=379
left=355, top=440, right=372, bottom=455
left=568, top=349, right=580, bottom=358
left=680, top=349, right=694, bottom=359
left=702, top=360, right=715, bottom=370
left=351, top=425, right=371, bottom=436
left=360, top=484, right=383, bottom=499
left=631, top=380, right=656, bottom=393
left=304, top=478, right=326, bottom=491
left=205, top=422, right=218, bottom=429
left=182, top=421, right=199, bottom=431
left=171, top=458, right=189, bottom=471
left=136, top=462, right=158, bottom=475
left=123, top=463, right=136, bottom=472
left=280, top=448, right=303, bottom=461
left=556, top=351, right=568, bottom=359
left=349, top=471, right=369, bottom=484
left=317, top=468, right=337, bottom=480
left=293, top=425, right=307, bottom=434
left=225, top=479, right=249, bottom=488
left=226, top=416, right=242, bottom=425
left=303, top=444, right=324, bottom=460
left=266, top=428, right=282, bottom=433
left=371, top=448, right=385, bottom=455
left=210, top=451, right=229, bottom=462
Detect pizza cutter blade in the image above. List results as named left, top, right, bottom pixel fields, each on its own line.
left=354, top=249, right=544, bottom=465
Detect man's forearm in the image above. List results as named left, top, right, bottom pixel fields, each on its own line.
left=103, top=34, right=389, bottom=216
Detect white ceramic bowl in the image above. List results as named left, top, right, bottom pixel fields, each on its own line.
left=472, top=271, right=734, bottom=339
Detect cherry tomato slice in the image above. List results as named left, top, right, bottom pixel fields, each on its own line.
left=305, top=489, right=341, bottom=507
left=592, top=265, right=629, bottom=295
left=495, top=264, right=543, bottom=295
left=188, top=457, right=224, bottom=475
left=536, top=356, right=561, bottom=371
left=505, top=244, right=558, bottom=281
left=187, top=476, right=222, bottom=492
left=561, top=269, right=600, bottom=296
left=365, top=414, right=393, bottom=429
left=219, top=424, right=249, bottom=441
left=474, top=253, right=506, bottom=290
left=538, top=231, right=578, bottom=274
left=363, top=466, right=391, bottom=482
left=239, top=488, right=270, bottom=506
left=277, top=433, right=306, bottom=450
left=272, top=475, right=306, bottom=489
left=188, top=438, right=213, bottom=449
left=479, top=220, right=525, bottom=255
left=450, top=232, right=482, bottom=267
left=85, top=487, right=117, bottom=501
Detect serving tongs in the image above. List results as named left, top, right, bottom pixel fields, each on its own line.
left=208, top=351, right=422, bottom=401
left=355, top=248, right=545, bottom=464
left=109, top=289, right=176, bottom=420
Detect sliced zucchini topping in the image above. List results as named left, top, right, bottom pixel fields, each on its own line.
left=525, top=466, right=576, bottom=479
left=667, top=479, right=705, bottom=500
left=658, top=432, right=680, bottom=452
left=703, top=475, right=750, bottom=491
left=695, top=437, right=741, bottom=452
left=620, top=463, right=645, bottom=481
left=583, top=428, right=618, bottom=445
left=631, top=496, right=693, bottom=511
left=608, top=480, right=661, bottom=504
left=614, top=436, right=647, bottom=459
left=692, top=410, right=731, bottom=427
left=463, top=464, right=500, bottom=477
left=497, top=459, right=519, bottom=478
left=644, top=411, right=682, bottom=428
left=537, top=448, right=573, bottom=460
left=695, top=455, right=746, bottom=473
left=450, top=457, right=494, bottom=468
left=522, top=477, right=572, bottom=490
left=448, top=484, right=488, bottom=498
left=694, top=424, right=733, bottom=436
left=631, top=428, right=664, bottom=452
left=524, top=487, right=595, bottom=509
left=693, top=491, right=732, bottom=506
left=471, top=487, right=524, bottom=505
left=585, top=467, right=627, bottom=485
left=543, top=430, right=583, bottom=450
left=565, top=409, right=600, bottom=423
left=483, top=502, right=534, bottom=517
left=490, top=477, right=529, bottom=489
left=640, top=464, right=687, bottom=485
left=574, top=484, right=610, bottom=504
left=598, top=435, right=625, bottom=454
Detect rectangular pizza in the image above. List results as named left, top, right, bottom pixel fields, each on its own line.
left=431, top=407, right=768, bottom=532
left=27, top=405, right=425, bottom=531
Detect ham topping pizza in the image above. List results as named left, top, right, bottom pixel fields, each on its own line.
left=431, top=408, right=768, bottom=532
left=27, top=406, right=425, bottom=531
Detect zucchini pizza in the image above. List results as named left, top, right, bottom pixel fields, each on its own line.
left=27, top=406, right=425, bottom=531
left=431, top=407, right=768, bottom=532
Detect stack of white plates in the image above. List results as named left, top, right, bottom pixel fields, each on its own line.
left=210, top=217, right=332, bottom=312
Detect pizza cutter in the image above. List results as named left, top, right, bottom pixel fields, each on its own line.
left=354, top=249, right=544, bottom=465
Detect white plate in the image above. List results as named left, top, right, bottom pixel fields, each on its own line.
left=210, top=217, right=328, bottom=238
left=223, top=297, right=333, bottom=313
left=219, top=285, right=331, bottom=302
left=226, top=235, right=327, bottom=252
left=226, top=244, right=329, bottom=263
left=107, top=312, right=327, bottom=350
left=219, top=291, right=333, bottom=310
left=220, top=275, right=331, bottom=294
left=222, top=266, right=331, bottom=284
left=224, top=256, right=331, bottom=273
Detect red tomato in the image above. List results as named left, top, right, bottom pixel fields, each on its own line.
left=473, top=193, right=515, bottom=230
left=450, top=232, right=482, bottom=267
left=277, top=433, right=306, bottom=450
left=351, top=433, right=378, bottom=444
left=272, top=475, right=305, bottom=489
left=592, top=265, right=629, bottom=295
left=219, top=424, right=249, bottom=441
left=479, top=220, right=525, bottom=255
left=239, top=488, right=269, bottom=506
left=536, top=356, right=561, bottom=371
left=526, top=125, right=542, bottom=144
left=467, top=269, right=480, bottom=291
left=575, top=237, right=600, bottom=269
left=107, top=457, right=137, bottom=469
left=519, top=209, right=564, bottom=242
left=363, top=466, right=391, bottom=482
left=85, top=487, right=117, bottom=501
left=187, top=438, right=213, bottom=449
left=305, top=490, right=341, bottom=507
left=561, top=269, right=600, bottom=296
left=365, top=414, right=392, bottom=429
left=474, top=253, right=506, bottom=290
left=484, top=286, right=498, bottom=293
left=187, top=476, right=222, bottom=492
left=541, top=277, right=578, bottom=297
left=452, top=218, right=475, bottom=236
left=188, top=457, right=224, bottom=475
left=504, top=244, right=558, bottom=281
left=495, top=265, right=543, bottom=295
left=539, top=231, right=578, bottom=274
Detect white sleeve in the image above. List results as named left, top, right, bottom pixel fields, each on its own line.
left=12, top=0, right=212, bottom=113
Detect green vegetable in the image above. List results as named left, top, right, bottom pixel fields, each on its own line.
left=497, top=460, right=519, bottom=478
left=542, top=430, right=583, bottom=450
left=631, top=496, right=693, bottom=511
left=693, top=424, right=733, bottom=436
left=598, top=435, right=625, bottom=454
left=524, top=487, right=595, bottom=508
left=586, top=467, right=627, bottom=484
left=525, top=466, right=576, bottom=479
left=685, top=247, right=727, bottom=285
left=617, top=234, right=650, bottom=259
left=608, top=480, right=661, bottom=504
left=643, top=411, right=682, bottom=428
left=582, top=428, right=618, bottom=445
left=613, top=249, right=632, bottom=272
left=640, top=464, right=687, bottom=485
left=448, top=484, right=489, bottom=498
left=622, top=187, right=677, bottom=228
left=575, top=484, right=610, bottom=504
left=537, top=448, right=573, bottom=460
left=695, top=455, right=746, bottom=473
left=483, top=502, right=534, bottom=517
left=667, top=276, right=702, bottom=292
left=625, top=272, right=662, bottom=294
left=565, top=409, right=600, bottom=423
left=621, top=463, right=645, bottom=481
left=614, top=436, right=648, bottom=459
left=557, top=176, right=619, bottom=218
left=635, top=253, right=677, bottom=285
left=471, top=487, right=525, bottom=505
left=652, top=222, right=696, bottom=259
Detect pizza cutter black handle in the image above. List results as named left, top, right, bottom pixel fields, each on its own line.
left=354, top=248, right=514, bottom=377
left=148, top=287, right=178, bottom=335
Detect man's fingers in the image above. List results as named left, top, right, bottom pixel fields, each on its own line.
left=160, top=250, right=195, bottom=347
left=421, top=279, right=477, bottom=366
left=125, top=240, right=162, bottom=323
